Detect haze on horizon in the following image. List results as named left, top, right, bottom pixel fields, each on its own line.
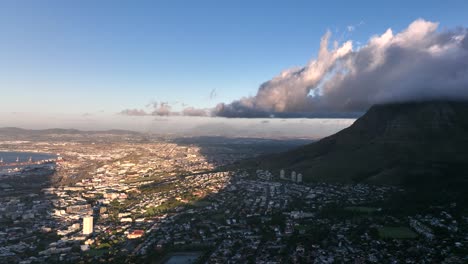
left=0, top=113, right=354, bottom=139
left=0, top=0, right=467, bottom=137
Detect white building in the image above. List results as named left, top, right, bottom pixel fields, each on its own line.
left=291, top=171, right=297, bottom=182
left=280, top=169, right=285, bottom=179
left=297, top=173, right=303, bottom=183
left=82, top=216, right=93, bottom=235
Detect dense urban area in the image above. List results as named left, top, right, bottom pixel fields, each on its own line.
left=0, top=131, right=467, bottom=264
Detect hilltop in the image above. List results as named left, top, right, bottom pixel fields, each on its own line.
left=246, top=101, right=468, bottom=189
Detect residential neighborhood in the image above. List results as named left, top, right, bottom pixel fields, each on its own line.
left=0, top=136, right=467, bottom=263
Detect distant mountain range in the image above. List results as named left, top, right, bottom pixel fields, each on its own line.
left=0, top=127, right=141, bottom=136
left=245, top=101, right=468, bottom=189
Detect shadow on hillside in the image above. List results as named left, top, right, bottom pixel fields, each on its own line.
left=0, top=166, right=68, bottom=263
left=170, top=136, right=313, bottom=168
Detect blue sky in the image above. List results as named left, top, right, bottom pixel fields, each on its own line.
left=0, top=0, right=467, bottom=114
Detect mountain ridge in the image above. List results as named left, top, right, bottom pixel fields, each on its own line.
left=246, top=101, right=468, bottom=187
left=0, top=127, right=141, bottom=136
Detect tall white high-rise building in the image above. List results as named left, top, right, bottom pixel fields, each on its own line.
left=83, top=215, right=93, bottom=235
left=280, top=169, right=285, bottom=179
left=291, top=171, right=297, bottom=182
left=297, top=173, right=303, bottom=183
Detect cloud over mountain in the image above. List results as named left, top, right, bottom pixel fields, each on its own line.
left=215, top=19, right=468, bottom=117
left=182, top=107, right=209, bottom=117
left=119, top=108, right=148, bottom=116
left=120, top=102, right=210, bottom=117
left=150, top=102, right=172, bottom=116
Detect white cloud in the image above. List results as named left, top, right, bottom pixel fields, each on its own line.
left=216, top=19, right=468, bottom=117
left=120, top=102, right=210, bottom=117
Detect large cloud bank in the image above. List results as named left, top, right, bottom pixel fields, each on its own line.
left=215, top=19, right=468, bottom=117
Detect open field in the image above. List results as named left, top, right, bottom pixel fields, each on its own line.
left=378, top=226, right=417, bottom=239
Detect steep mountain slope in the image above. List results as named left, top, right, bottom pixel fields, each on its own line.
left=250, top=101, right=468, bottom=187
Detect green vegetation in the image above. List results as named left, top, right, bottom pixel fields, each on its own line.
left=377, top=226, right=417, bottom=239
left=123, top=173, right=164, bottom=184
left=85, top=248, right=107, bottom=257
left=146, top=198, right=184, bottom=215
left=140, top=182, right=177, bottom=194
left=248, top=101, right=468, bottom=189
left=345, top=206, right=380, bottom=213
left=210, top=213, right=226, bottom=223
left=147, top=244, right=212, bottom=264
left=107, top=200, right=123, bottom=222
left=96, top=242, right=112, bottom=249
left=269, top=212, right=286, bottom=228
left=191, top=200, right=211, bottom=208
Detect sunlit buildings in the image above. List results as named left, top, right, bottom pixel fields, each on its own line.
left=82, top=216, right=93, bottom=235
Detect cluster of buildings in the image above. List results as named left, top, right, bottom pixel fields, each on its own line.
left=279, top=169, right=303, bottom=183
left=134, top=170, right=466, bottom=263
left=0, top=137, right=467, bottom=263
left=0, top=138, right=240, bottom=263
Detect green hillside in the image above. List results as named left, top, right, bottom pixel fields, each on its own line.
left=243, top=101, right=468, bottom=188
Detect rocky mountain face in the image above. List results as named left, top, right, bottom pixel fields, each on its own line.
left=250, top=101, right=468, bottom=188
